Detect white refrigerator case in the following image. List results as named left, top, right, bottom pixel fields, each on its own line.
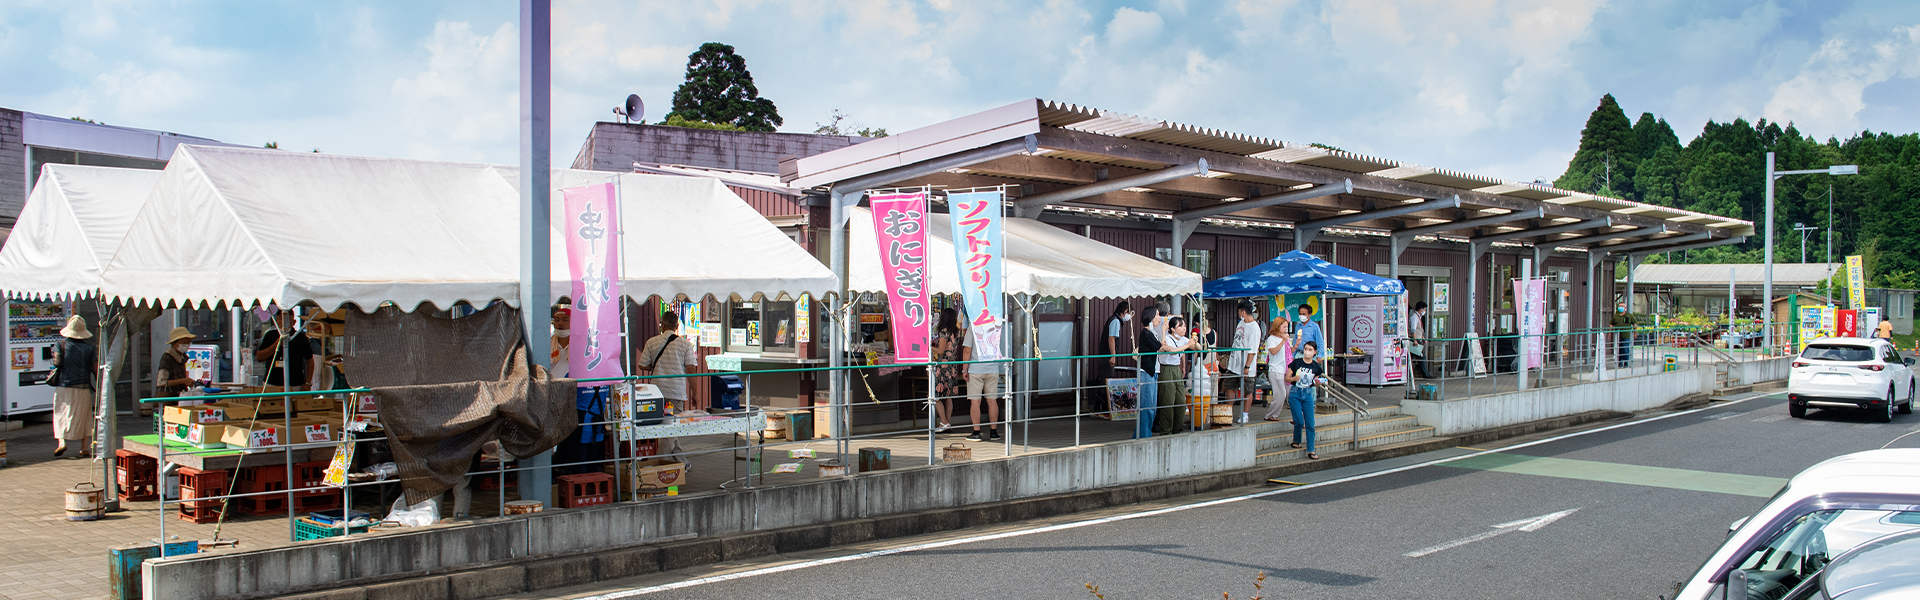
left=1344, top=295, right=1410, bottom=386
left=2, top=300, right=71, bottom=416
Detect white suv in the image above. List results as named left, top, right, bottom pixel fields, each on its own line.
left=1673, top=449, right=1920, bottom=600
left=1787, top=338, right=1914, bottom=422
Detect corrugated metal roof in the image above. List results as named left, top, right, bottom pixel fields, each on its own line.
left=1032, top=99, right=1751, bottom=236
left=1632, top=263, right=1839, bottom=287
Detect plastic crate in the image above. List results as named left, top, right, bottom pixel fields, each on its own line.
left=115, top=450, right=159, bottom=502
left=557, top=472, right=612, bottom=509
left=176, top=467, right=227, bottom=523
left=235, top=494, right=288, bottom=516
left=308, top=509, right=370, bottom=525
left=295, top=491, right=342, bottom=513
left=293, top=460, right=330, bottom=496
left=293, top=517, right=368, bottom=541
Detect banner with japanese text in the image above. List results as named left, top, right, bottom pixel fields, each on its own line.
left=1846, top=255, right=1866, bottom=309
left=869, top=192, right=931, bottom=362
left=947, top=191, right=1005, bottom=362
left=1515, top=277, right=1546, bottom=370
left=562, top=182, right=626, bottom=384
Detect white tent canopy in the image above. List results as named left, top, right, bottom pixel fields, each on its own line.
left=101, top=145, right=836, bottom=312
left=847, top=206, right=1200, bottom=299
left=0, top=165, right=162, bottom=301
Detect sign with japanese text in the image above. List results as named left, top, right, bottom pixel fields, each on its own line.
left=946, top=191, right=1005, bottom=362
left=562, top=182, right=627, bottom=385
left=185, top=344, right=218, bottom=382
left=1515, top=277, right=1546, bottom=370
left=1846, top=255, right=1866, bottom=309
left=796, top=293, right=811, bottom=344
left=869, top=193, right=932, bottom=362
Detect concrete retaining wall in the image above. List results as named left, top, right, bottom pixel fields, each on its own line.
left=1401, top=368, right=1711, bottom=436
left=1730, top=356, right=1794, bottom=387
left=146, top=426, right=1255, bottom=599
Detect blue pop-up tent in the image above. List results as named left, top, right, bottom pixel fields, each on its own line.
left=1201, top=250, right=1405, bottom=298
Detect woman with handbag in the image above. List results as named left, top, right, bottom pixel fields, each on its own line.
left=1262, top=317, right=1295, bottom=422
left=50, top=316, right=98, bottom=458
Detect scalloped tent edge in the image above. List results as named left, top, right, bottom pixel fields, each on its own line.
left=96, top=145, right=838, bottom=313
left=0, top=164, right=162, bottom=302
left=845, top=206, right=1201, bottom=300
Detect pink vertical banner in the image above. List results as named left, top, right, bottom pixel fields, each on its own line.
left=562, top=182, right=626, bottom=383
left=868, top=192, right=931, bottom=362
left=1515, top=277, right=1546, bottom=370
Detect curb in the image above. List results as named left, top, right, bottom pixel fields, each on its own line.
left=275, top=409, right=1630, bottom=600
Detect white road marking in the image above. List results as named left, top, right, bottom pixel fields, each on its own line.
left=1752, top=414, right=1789, bottom=423
left=1403, top=508, right=1580, bottom=558
left=1703, top=412, right=1740, bottom=420
left=578, top=391, right=1781, bottom=599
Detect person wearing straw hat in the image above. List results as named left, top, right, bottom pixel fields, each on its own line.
left=50, top=315, right=98, bottom=458
left=154, top=327, right=201, bottom=411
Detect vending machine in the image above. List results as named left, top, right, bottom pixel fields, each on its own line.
left=1343, top=295, right=1410, bottom=387
left=2, top=300, right=72, bottom=417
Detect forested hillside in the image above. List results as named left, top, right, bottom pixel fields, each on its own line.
left=1555, top=94, right=1920, bottom=289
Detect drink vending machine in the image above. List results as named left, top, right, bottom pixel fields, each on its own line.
left=2, top=300, right=72, bottom=417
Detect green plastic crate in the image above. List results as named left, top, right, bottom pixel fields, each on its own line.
left=293, top=517, right=368, bottom=541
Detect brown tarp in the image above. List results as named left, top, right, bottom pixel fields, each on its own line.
left=344, top=305, right=577, bottom=505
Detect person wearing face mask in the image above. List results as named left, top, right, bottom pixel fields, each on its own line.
left=1153, top=316, right=1202, bottom=436
left=550, top=302, right=573, bottom=378
left=1292, top=303, right=1323, bottom=360
left=1101, top=302, right=1134, bottom=382
left=1610, top=302, right=1633, bottom=368
left=156, top=327, right=200, bottom=404
left=1285, top=341, right=1327, bottom=459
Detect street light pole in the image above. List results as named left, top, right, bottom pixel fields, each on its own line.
left=1793, top=222, right=1818, bottom=264
left=1762, top=156, right=1858, bottom=352
left=1764, top=153, right=1776, bottom=350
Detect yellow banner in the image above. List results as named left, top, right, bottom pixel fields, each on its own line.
left=1846, top=255, right=1866, bottom=309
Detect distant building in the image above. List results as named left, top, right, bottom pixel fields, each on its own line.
left=1631, top=262, right=1914, bottom=334
left=0, top=108, right=236, bottom=229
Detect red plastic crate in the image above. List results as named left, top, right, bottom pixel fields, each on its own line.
left=115, top=450, right=159, bottom=501
left=177, top=467, right=227, bottom=523
left=295, top=491, right=341, bottom=513
left=557, top=473, right=612, bottom=509
left=293, top=460, right=330, bottom=496
left=235, top=494, right=288, bottom=516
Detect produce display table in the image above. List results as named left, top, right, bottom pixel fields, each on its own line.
left=120, top=434, right=333, bottom=471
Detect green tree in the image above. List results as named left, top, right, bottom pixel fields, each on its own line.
left=813, top=109, right=888, bottom=137
left=1555, top=94, right=1638, bottom=197
left=665, top=42, right=783, bottom=132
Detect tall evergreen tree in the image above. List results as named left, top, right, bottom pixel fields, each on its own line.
left=665, top=42, right=783, bottom=132
left=1555, top=94, right=1638, bottom=198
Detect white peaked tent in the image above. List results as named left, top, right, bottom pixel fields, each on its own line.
left=0, top=165, right=162, bottom=300
left=100, top=145, right=836, bottom=311
left=847, top=206, right=1200, bottom=298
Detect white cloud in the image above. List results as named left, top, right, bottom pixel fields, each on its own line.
left=1764, top=25, right=1920, bottom=137
left=389, top=20, right=518, bottom=162
left=1106, top=7, right=1164, bottom=45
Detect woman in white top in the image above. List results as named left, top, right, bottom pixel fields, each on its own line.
left=1262, top=317, right=1295, bottom=422
left=1153, top=316, right=1200, bottom=436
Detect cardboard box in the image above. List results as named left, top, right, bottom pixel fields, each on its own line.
left=628, top=458, right=687, bottom=488
left=210, top=398, right=286, bottom=420
left=162, top=405, right=228, bottom=426
left=351, top=393, right=378, bottom=415
left=294, top=396, right=338, bottom=414
left=286, top=416, right=338, bottom=444
left=162, top=422, right=228, bottom=450
left=219, top=423, right=282, bottom=449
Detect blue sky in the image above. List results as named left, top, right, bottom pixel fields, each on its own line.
left=3, top=1, right=1916, bottom=183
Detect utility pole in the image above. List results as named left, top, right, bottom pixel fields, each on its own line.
left=1793, top=222, right=1818, bottom=264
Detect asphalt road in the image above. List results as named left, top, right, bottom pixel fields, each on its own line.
left=545, top=391, right=1920, bottom=600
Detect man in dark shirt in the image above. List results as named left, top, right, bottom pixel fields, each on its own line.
left=1133, top=305, right=1161, bottom=439
left=254, top=310, right=314, bottom=389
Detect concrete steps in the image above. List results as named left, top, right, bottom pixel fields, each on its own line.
left=1251, top=405, right=1433, bottom=464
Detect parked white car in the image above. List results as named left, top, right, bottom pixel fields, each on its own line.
left=1673, top=449, right=1920, bottom=600
left=1787, top=338, right=1914, bottom=422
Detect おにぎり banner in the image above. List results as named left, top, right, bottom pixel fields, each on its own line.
left=947, top=191, right=1005, bottom=362
left=562, top=182, right=626, bottom=383
left=869, top=193, right=931, bottom=362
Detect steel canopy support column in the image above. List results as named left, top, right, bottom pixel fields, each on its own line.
left=828, top=189, right=854, bottom=458
left=1588, top=250, right=1604, bottom=378
left=1468, top=240, right=1483, bottom=341
left=1171, top=217, right=1201, bottom=312
left=1295, top=226, right=1320, bottom=254
left=1389, top=234, right=1413, bottom=278
left=517, top=0, right=554, bottom=505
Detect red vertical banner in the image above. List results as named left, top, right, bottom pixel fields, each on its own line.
left=868, top=193, right=931, bottom=362
left=562, top=182, right=626, bottom=383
